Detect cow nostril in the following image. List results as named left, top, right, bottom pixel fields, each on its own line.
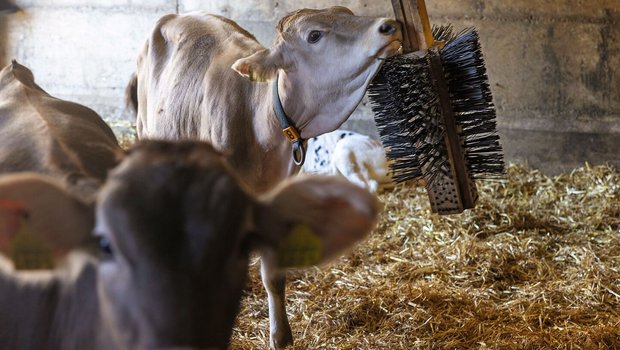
left=379, top=22, right=397, bottom=35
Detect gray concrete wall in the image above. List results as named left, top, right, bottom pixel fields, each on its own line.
left=430, top=0, right=620, bottom=174
left=1, top=0, right=618, bottom=174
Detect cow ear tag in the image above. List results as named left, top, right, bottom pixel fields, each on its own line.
left=277, top=224, right=322, bottom=268
left=10, top=213, right=54, bottom=270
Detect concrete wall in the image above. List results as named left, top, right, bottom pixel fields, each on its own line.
left=1, top=0, right=618, bottom=174
left=431, top=0, right=620, bottom=174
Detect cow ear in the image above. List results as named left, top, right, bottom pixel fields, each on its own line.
left=0, top=174, right=94, bottom=269
left=232, top=45, right=291, bottom=82
left=253, top=175, right=380, bottom=268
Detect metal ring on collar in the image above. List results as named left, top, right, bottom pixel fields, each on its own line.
left=292, top=140, right=305, bottom=166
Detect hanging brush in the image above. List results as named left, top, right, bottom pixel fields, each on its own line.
left=368, top=0, right=505, bottom=214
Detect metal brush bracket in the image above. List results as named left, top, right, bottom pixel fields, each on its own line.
left=272, top=74, right=306, bottom=166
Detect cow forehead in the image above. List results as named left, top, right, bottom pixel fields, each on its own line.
left=97, top=141, right=252, bottom=260
left=277, top=6, right=372, bottom=34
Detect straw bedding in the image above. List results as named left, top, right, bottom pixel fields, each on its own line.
left=231, top=163, right=620, bottom=349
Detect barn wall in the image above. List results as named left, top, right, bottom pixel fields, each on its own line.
left=0, top=0, right=618, bottom=174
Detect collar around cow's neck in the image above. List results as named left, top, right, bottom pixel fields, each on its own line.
left=272, top=74, right=305, bottom=166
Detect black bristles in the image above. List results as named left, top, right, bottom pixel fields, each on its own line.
left=368, top=26, right=505, bottom=185
left=432, top=24, right=455, bottom=43
left=441, top=29, right=505, bottom=178
left=368, top=52, right=449, bottom=184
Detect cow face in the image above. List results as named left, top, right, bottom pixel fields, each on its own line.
left=276, top=6, right=401, bottom=79
left=93, top=140, right=379, bottom=349
left=94, top=141, right=253, bottom=349
left=233, top=7, right=401, bottom=82
left=232, top=6, right=402, bottom=138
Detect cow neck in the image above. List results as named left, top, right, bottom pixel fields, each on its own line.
left=272, top=74, right=306, bottom=166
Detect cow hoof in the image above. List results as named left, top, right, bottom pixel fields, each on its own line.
left=270, top=328, right=293, bottom=349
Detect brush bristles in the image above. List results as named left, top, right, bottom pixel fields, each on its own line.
left=442, top=29, right=505, bottom=177
left=368, top=53, right=449, bottom=184
left=368, top=26, right=505, bottom=184
left=432, top=24, right=455, bottom=43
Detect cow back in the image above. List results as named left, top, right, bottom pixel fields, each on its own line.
left=0, top=61, right=121, bottom=183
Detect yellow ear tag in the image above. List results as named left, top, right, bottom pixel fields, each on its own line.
left=277, top=224, right=322, bottom=268
left=10, top=215, right=54, bottom=270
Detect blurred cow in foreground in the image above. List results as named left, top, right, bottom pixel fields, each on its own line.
left=0, top=140, right=380, bottom=349
left=0, top=61, right=380, bottom=348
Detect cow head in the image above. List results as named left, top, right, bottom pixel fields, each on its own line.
left=92, top=140, right=379, bottom=349
left=232, top=6, right=402, bottom=139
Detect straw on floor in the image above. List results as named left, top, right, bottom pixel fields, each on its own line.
left=231, top=163, right=620, bottom=349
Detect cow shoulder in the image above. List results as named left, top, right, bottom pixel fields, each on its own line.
left=151, top=12, right=260, bottom=65
left=43, top=99, right=121, bottom=181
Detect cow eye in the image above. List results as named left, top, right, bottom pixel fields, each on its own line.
left=307, top=30, right=323, bottom=44
left=98, top=236, right=114, bottom=259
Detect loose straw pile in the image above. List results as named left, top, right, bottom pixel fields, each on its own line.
left=232, top=163, right=620, bottom=349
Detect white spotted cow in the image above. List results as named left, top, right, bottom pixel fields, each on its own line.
left=128, top=7, right=401, bottom=348
left=0, top=140, right=379, bottom=350
left=302, top=130, right=393, bottom=193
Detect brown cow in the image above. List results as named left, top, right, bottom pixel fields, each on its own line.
left=0, top=61, right=122, bottom=202
left=0, top=61, right=122, bottom=263
left=129, top=7, right=400, bottom=347
left=0, top=140, right=380, bottom=349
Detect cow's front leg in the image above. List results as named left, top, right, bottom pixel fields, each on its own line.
left=260, top=256, right=293, bottom=349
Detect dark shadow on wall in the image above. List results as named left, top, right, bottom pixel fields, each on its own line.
left=0, top=16, right=7, bottom=66
left=0, top=0, right=19, bottom=12
left=0, top=3, right=20, bottom=66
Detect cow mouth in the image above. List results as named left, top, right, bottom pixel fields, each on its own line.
left=376, top=40, right=402, bottom=60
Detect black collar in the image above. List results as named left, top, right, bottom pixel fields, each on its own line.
left=273, top=74, right=305, bottom=166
